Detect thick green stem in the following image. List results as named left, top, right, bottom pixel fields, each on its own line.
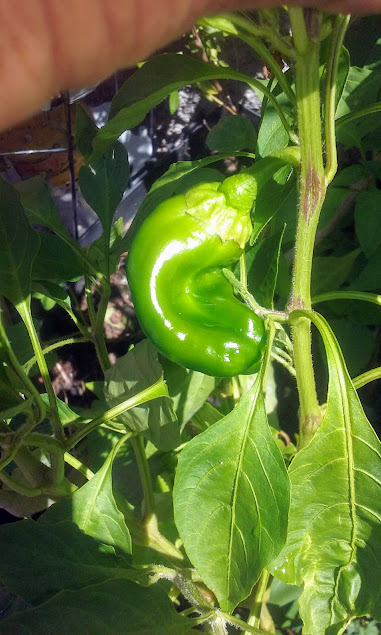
left=288, top=10, right=327, bottom=448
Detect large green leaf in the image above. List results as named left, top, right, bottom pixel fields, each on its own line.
left=246, top=227, right=286, bottom=309
left=0, top=177, right=40, bottom=307
left=257, top=88, right=291, bottom=158
left=79, top=142, right=129, bottom=256
left=173, top=373, right=290, bottom=612
left=311, top=249, right=360, bottom=295
left=0, top=520, right=137, bottom=604
left=104, top=339, right=179, bottom=450
left=17, top=175, right=73, bottom=242
left=40, top=437, right=131, bottom=555
left=0, top=579, right=192, bottom=635
left=272, top=311, right=381, bottom=634
left=206, top=115, right=257, bottom=153
left=251, top=165, right=295, bottom=243
left=354, top=189, right=381, bottom=256
left=89, top=54, right=289, bottom=162
left=31, top=233, right=86, bottom=282
left=336, top=65, right=381, bottom=151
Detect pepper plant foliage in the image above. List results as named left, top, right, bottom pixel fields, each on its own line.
left=0, top=8, right=380, bottom=635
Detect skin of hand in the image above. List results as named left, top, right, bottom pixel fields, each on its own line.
left=0, top=0, right=379, bottom=131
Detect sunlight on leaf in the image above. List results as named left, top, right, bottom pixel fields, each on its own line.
left=272, top=310, right=381, bottom=635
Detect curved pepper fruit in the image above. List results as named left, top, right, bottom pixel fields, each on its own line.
left=127, top=149, right=300, bottom=377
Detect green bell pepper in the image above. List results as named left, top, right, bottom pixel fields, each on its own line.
left=127, top=172, right=267, bottom=377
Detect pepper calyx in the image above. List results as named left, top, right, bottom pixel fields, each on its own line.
left=184, top=177, right=255, bottom=249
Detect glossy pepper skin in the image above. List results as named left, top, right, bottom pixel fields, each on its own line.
left=127, top=176, right=267, bottom=377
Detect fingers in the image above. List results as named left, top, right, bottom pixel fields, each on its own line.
left=0, top=0, right=378, bottom=132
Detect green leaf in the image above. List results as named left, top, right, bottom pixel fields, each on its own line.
left=40, top=393, right=79, bottom=425
left=246, top=227, right=286, bottom=309
left=32, top=233, right=86, bottom=282
left=32, top=280, right=72, bottom=313
left=0, top=520, right=136, bottom=604
left=89, top=54, right=286, bottom=162
left=354, top=189, right=381, bottom=256
left=0, top=177, right=40, bottom=308
left=79, top=142, right=129, bottom=251
left=17, top=175, right=73, bottom=242
left=191, top=401, right=224, bottom=431
left=272, top=311, right=381, bottom=634
left=336, top=65, right=381, bottom=151
left=40, top=438, right=132, bottom=554
left=173, top=375, right=290, bottom=612
left=344, top=16, right=381, bottom=69
left=352, top=246, right=381, bottom=291
left=5, top=320, right=37, bottom=365
left=336, top=66, right=381, bottom=118
left=326, top=319, right=375, bottom=377
left=251, top=165, right=295, bottom=243
left=104, top=340, right=179, bottom=450
left=257, top=89, right=290, bottom=157
left=75, top=103, right=99, bottom=161
left=161, top=357, right=218, bottom=429
left=169, top=90, right=180, bottom=115
left=311, top=249, right=360, bottom=295
left=0, top=579, right=192, bottom=635
left=206, top=115, right=257, bottom=153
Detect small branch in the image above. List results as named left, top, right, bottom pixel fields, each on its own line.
left=0, top=310, right=46, bottom=423
left=24, top=336, right=89, bottom=375
left=209, top=14, right=296, bottom=104
left=64, top=452, right=95, bottom=480
left=192, top=25, right=238, bottom=116
left=352, top=367, right=381, bottom=390
left=324, top=14, right=351, bottom=184
left=336, top=102, right=381, bottom=129
left=18, top=300, right=66, bottom=448
left=66, top=378, right=167, bottom=450
left=313, top=290, right=381, bottom=307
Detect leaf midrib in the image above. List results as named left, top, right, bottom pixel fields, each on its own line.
left=226, top=382, right=261, bottom=604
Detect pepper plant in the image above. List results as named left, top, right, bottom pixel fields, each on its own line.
left=0, top=7, right=380, bottom=635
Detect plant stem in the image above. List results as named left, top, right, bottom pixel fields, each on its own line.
left=288, top=10, right=327, bottom=448
left=64, top=452, right=95, bottom=479
left=18, top=300, right=66, bottom=448
left=24, top=336, right=89, bottom=375
left=353, top=367, right=381, bottom=390
left=66, top=378, right=167, bottom=449
left=244, top=570, right=270, bottom=633
left=313, top=290, right=381, bottom=306
left=0, top=309, right=46, bottom=423
left=335, top=102, right=381, bottom=129
left=324, top=14, right=351, bottom=183
left=131, top=434, right=156, bottom=517
left=85, top=276, right=111, bottom=374
left=219, top=611, right=268, bottom=634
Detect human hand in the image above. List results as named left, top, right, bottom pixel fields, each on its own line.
left=0, top=0, right=379, bottom=131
